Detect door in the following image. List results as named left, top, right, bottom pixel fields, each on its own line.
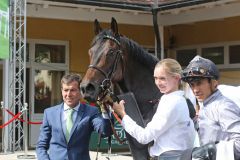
left=28, top=40, right=69, bottom=147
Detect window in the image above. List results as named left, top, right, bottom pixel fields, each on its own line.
left=35, top=44, right=66, bottom=63
left=174, top=42, right=240, bottom=85
left=175, top=41, right=240, bottom=68
left=202, top=47, right=224, bottom=65
left=229, top=45, right=240, bottom=64
left=176, top=49, right=197, bottom=66
left=26, top=39, right=69, bottom=116
left=34, top=70, right=65, bottom=113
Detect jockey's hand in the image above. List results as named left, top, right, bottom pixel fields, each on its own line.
left=113, top=100, right=126, bottom=118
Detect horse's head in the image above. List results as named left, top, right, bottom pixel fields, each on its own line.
left=80, top=18, right=125, bottom=102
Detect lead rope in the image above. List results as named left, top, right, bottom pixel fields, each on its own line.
left=100, top=101, right=126, bottom=144
left=95, top=131, right=102, bottom=160
left=106, top=136, right=112, bottom=160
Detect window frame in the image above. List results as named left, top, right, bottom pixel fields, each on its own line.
left=175, top=41, right=240, bottom=69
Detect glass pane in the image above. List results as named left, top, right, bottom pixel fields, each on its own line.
left=34, top=70, right=65, bottom=113
left=202, top=47, right=224, bottom=64
left=176, top=49, right=197, bottom=66
left=229, top=45, right=240, bottom=64
left=35, top=44, right=65, bottom=63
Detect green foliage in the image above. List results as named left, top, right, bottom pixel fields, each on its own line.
left=0, top=34, right=9, bottom=59
left=0, top=0, right=8, bottom=11
left=0, top=0, right=9, bottom=59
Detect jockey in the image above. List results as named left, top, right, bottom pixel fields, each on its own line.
left=181, top=55, right=240, bottom=160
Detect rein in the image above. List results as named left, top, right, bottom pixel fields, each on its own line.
left=96, top=94, right=127, bottom=144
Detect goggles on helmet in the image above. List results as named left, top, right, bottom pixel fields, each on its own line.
left=182, top=67, right=211, bottom=77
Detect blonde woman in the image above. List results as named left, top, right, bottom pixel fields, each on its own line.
left=113, top=58, right=195, bottom=160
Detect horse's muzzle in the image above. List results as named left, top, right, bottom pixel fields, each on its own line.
left=80, top=82, right=99, bottom=102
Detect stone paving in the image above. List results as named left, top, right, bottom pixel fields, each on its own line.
left=0, top=150, right=133, bottom=160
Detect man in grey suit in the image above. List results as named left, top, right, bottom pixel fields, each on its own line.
left=36, top=73, right=112, bottom=160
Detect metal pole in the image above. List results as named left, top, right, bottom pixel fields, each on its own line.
left=16, top=0, right=35, bottom=158
left=17, top=103, right=36, bottom=159
left=0, top=59, right=13, bottom=155
left=152, top=0, right=161, bottom=59
left=1, top=101, right=5, bottom=153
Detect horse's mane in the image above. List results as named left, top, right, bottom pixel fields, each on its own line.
left=121, top=36, right=159, bottom=71
left=92, top=30, right=159, bottom=71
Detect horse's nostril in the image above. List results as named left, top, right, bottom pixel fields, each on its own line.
left=80, top=83, right=98, bottom=102
left=80, top=83, right=96, bottom=95
left=86, top=83, right=95, bottom=92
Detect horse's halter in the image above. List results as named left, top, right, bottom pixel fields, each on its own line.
left=88, top=34, right=123, bottom=99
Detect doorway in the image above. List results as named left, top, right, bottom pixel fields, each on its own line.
left=26, top=39, right=69, bottom=147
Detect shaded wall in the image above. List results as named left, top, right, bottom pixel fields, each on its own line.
left=164, top=16, right=240, bottom=48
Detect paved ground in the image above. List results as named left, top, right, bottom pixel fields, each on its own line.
left=0, top=150, right=133, bottom=160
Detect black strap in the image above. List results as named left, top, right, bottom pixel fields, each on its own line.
left=184, top=97, right=196, bottom=119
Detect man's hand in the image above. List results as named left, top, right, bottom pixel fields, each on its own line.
left=112, top=100, right=126, bottom=118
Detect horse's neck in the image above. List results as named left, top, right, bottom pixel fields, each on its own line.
left=121, top=59, right=160, bottom=101
left=119, top=59, right=161, bottom=121
left=115, top=80, right=128, bottom=93
left=125, top=59, right=152, bottom=85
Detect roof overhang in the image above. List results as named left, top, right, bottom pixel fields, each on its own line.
left=26, top=0, right=240, bottom=26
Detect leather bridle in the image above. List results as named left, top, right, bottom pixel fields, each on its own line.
left=88, top=34, right=123, bottom=98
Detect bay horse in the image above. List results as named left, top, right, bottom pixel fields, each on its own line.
left=80, top=17, right=163, bottom=160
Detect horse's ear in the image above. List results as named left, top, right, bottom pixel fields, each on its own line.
left=111, top=17, right=119, bottom=36
left=94, top=19, right=102, bottom=35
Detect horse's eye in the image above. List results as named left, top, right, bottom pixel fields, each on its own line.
left=107, top=49, right=114, bottom=56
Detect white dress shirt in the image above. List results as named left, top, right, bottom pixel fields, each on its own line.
left=121, top=90, right=195, bottom=157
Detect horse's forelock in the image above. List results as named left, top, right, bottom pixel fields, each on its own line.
left=90, top=30, right=115, bottom=65
left=91, top=29, right=115, bottom=46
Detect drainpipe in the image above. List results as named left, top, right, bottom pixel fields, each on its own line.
left=152, top=1, right=161, bottom=59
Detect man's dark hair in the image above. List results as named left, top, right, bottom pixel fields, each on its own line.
left=61, top=73, right=82, bottom=90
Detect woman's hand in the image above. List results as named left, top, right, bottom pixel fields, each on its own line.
left=113, top=100, right=126, bottom=118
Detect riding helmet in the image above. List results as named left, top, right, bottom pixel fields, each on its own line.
left=181, top=55, right=219, bottom=83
